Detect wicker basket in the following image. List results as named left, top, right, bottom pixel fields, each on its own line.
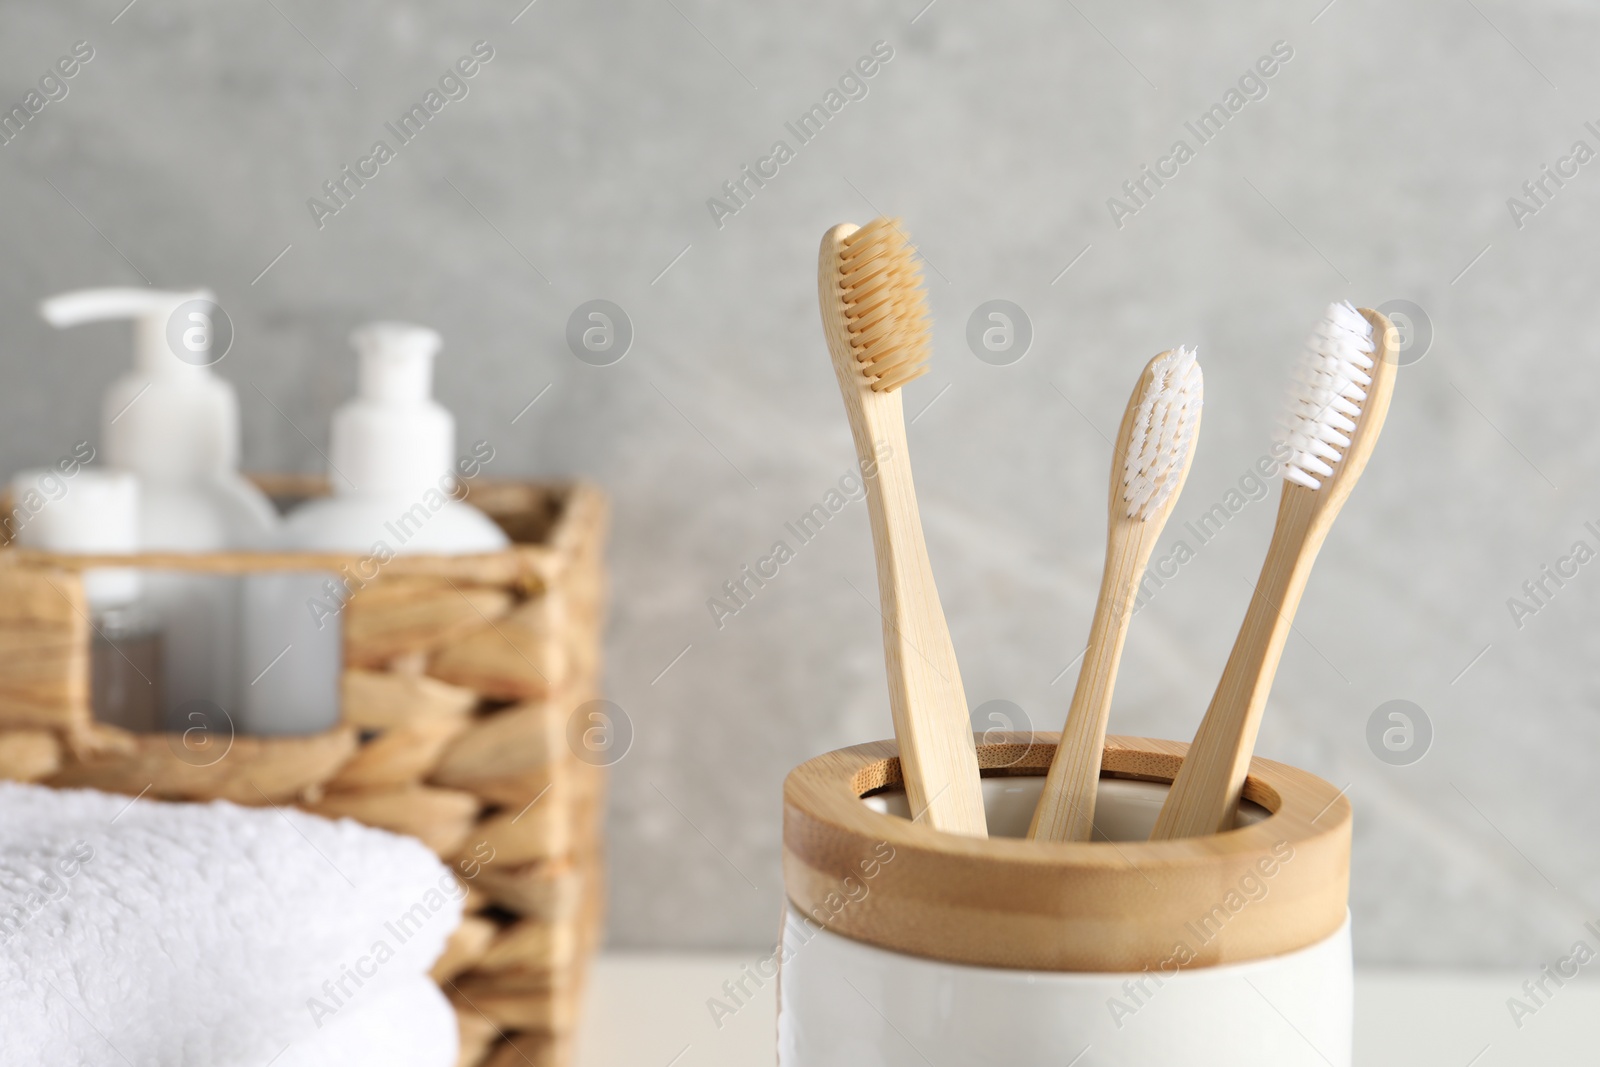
left=0, top=477, right=608, bottom=1067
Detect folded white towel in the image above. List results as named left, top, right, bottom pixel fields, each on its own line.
left=0, top=782, right=464, bottom=1067
left=275, top=979, right=460, bottom=1067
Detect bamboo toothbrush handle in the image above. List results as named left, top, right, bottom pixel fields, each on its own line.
left=1029, top=522, right=1158, bottom=842
left=856, top=400, right=988, bottom=837
left=1150, top=488, right=1327, bottom=839
left=816, top=219, right=986, bottom=838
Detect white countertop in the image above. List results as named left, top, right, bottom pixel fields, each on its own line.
left=572, top=955, right=1599, bottom=1066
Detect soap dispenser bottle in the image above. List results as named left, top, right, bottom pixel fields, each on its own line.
left=40, top=288, right=279, bottom=728
left=240, top=322, right=508, bottom=735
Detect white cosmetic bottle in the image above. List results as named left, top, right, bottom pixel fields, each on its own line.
left=240, top=322, right=507, bottom=735
left=40, top=288, right=278, bottom=730
left=11, top=469, right=163, bottom=733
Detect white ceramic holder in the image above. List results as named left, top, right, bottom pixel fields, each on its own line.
left=778, top=734, right=1353, bottom=1066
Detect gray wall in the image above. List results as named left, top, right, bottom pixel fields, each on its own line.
left=2, top=0, right=1595, bottom=968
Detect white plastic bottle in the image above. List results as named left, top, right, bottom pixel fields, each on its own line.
left=11, top=469, right=163, bottom=733
left=40, top=288, right=278, bottom=730
left=240, top=322, right=508, bottom=735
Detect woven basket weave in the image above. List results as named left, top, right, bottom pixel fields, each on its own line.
left=0, top=478, right=607, bottom=1067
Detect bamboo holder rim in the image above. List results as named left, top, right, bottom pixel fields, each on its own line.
left=782, top=733, right=1351, bottom=973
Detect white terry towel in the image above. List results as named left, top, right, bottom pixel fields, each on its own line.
left=0, top=782, right=464, bottom=1067
left=276, top=979, right=460, bottom=1067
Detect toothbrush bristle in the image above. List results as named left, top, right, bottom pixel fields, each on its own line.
left=1280, top=301, right=1376, bottom=490
left=1123, top=346, right=1203, bottom=520
left=838, top=218, right=930, bottom=392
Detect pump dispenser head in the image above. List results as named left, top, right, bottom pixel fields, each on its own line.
left=330, top=322, right=454, bottom=497
left=42, top=288, right=217, bottom=376
left=41, top=287, right=239, bottom=481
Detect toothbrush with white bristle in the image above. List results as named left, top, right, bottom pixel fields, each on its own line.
left=1151, top=302, right=1398, bottom=840
left=1029, top=347, right=1204, bottom=842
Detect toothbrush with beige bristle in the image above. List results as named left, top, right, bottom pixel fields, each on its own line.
left=1028, top=347, right=1204, bottom=843
left=1151, top=302, right=1397, bottom=840
left=817, top=218, right=987, bottom=838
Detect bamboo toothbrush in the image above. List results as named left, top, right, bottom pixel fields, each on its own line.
left=1029, top=348, right=1204, bottom=842
left=817, top=218, right=987, bottom=838
left=1151, top=302, right=1397, bottom=840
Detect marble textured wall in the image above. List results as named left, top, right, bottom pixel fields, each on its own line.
left=1, top=0, right=1596, bottom=968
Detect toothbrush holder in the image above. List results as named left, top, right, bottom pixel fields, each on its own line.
left=780, top=733, right=1353, bottom=1067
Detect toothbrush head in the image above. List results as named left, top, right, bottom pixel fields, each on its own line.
left=1281, top=301, right=1377, bottom=490
left=1123, top=346, right=1204, bottom=520
left=835, top=218, right=931, bottom=393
